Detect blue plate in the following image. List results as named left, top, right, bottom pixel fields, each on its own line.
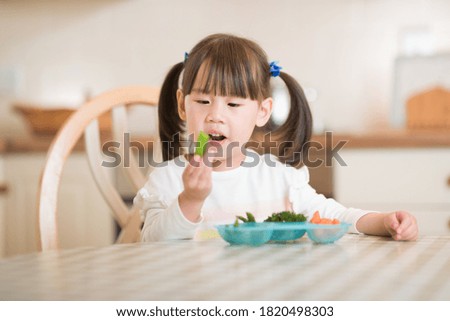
left=216, top=222, right=351, bottom=246
left=306, top=223, right=351, bottom=244
left=270, top=222, right=307, bottom=242
left=216, top=223, right=273, bottom=246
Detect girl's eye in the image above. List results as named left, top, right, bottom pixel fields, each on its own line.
left=228, top=103, right=241, bottom=108
left=195, top=100, right=210, bottom=105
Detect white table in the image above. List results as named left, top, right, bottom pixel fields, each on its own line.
left=0, top=234, right=449, bottom=300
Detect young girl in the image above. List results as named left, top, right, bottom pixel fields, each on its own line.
left=135, top=33, right=418, bottom=242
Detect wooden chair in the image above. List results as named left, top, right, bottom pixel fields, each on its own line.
left=37, top=86, right=160, bottom=251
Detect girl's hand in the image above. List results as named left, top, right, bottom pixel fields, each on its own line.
left=383, top=211, right=418, bottom=241
left=178, top=155, right=212, bottom=222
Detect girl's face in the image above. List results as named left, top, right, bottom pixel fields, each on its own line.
left=177, top=78, right=272, bottom=171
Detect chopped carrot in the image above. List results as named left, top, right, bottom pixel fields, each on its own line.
left=311, top=211, right=321, bottom=223
left=310, top=211, right=340, bottom=224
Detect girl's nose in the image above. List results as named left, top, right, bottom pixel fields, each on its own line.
left=206, top=101, right=225, bottom=123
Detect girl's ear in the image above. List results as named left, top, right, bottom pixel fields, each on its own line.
left=255, top=97, right=273, bottom=127
left=176, top=89, right=186, bottom=121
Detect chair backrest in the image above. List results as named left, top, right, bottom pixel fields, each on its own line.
left=37, top=86, right=160, bottom=251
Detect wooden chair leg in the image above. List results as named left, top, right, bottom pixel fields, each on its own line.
left=116, top=209, right=142, bottom=244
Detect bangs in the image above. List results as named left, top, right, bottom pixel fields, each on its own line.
left=194, top=57, right=259, bottom=100
left=182, top=36, right=269, bottom=101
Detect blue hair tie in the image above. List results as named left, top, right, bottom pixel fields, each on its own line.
left=184, top=52, right=189, bottom=63
left=269, top=61, right=282, bottom=77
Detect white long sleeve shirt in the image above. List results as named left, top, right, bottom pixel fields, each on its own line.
left=134, top=152, right=371, bottom=242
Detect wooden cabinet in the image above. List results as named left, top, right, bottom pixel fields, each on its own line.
left=3, top=152, right=115, bottom=257
left=334, top=148, right=450, bottom=235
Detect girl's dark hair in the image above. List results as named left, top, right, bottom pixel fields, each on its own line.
left=158, top=33, right=312, bottom=167
left=158, top=62, right=185, bottom=161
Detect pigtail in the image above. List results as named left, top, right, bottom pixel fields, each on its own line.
left=158, top=62, right=185, bottom=161
left=274, top=72, right=312, bottom=168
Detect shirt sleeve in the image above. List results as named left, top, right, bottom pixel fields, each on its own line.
left=133, top=170, right=203, bottom=242
left=288, top=166, right=373, bottom=234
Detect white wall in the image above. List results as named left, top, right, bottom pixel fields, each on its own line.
left=1, top=0, right=450, bottom=137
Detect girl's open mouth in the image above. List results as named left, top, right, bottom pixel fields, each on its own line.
left=208, top=133, right=226, bottom=142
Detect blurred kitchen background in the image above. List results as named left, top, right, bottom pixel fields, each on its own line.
left=1, top=0, right=450, bottom=135
left=0, top=0, right=449, bottom=257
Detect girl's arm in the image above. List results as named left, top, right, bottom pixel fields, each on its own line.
left=140, top=198, right=200, bottom=242
left=178, top=155, right=212, bottom=222
left=135, top=155, right=211, bottom=242
left=356, top=211, right=418, bottom=241
left=288, top=165, right=418, bottom=241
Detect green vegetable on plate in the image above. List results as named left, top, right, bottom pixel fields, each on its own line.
left=236, top=212, right=256, bottom=224
left=264, top=211, right=307, bottom=222
left=233, top=211, right=306, bottom=226
left=233, top=212, right=256, bottom=226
